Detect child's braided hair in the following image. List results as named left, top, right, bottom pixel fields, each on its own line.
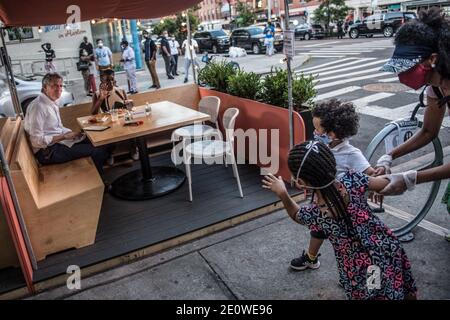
left=288, top=141, right=355, bottom=236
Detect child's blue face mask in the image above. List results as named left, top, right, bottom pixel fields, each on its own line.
left=313, top=132, right=332, bottom=145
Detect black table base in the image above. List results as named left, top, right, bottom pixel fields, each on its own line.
left=110, top=166, right=186, bottom=200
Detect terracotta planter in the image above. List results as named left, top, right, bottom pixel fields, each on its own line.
left=199, top=88, right=306, bottom=182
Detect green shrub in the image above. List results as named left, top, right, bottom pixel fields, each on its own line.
left=198, top=61, right=237, bottom=93
left=259, top=68, right=288, bottom=108
left=259, top=68, right=317, bottom=110
left=292, top=72, right=317, bottom=109
left=227, top=70, right=262, bottom=100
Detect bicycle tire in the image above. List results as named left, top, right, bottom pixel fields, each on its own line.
left=364, top=122, right=443, bottom=237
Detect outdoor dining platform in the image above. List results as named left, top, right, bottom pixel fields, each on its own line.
left=0, top=83, right=306, bottom=297
left=0, top=151, right=303, bottom=295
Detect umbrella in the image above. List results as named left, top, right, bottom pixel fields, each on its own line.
left=0, top=0, right=201, bottom=27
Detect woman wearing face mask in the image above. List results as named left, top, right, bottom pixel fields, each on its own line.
left=375, top=8, right=450, bottom=241
left=289, top=99, right=377, bottom=273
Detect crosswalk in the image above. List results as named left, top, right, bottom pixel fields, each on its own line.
left=295, top=39, right=394, bottom=58
left=296, top=56, right=450, bottom=128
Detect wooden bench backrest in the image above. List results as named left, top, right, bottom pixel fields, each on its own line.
left=0, top=117, right=22, bottom=164
left=59, top=102, right=92, bottom=132
left=10, top=127, right=40, bottom=204
left=130, top=84, right=201, bottom=108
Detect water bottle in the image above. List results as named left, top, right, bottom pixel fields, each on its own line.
left=145, top=102, right=152, bottom=116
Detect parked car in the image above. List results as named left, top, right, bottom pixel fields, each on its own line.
left=193, top=29, right=230, bottom=54
left=230, top=26, right=283, bottom=54
left=294, top=23, right=325, bottom=40
left=348, top=12, right=417, bottom=39
left=0, top=73, right=74, bottom=117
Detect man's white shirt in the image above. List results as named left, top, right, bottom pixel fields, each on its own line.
left=182, top=39, right=198, bottom=59
left=122, top=46, right=136, bottom=69
left=24, top=93, right=72, bottom=153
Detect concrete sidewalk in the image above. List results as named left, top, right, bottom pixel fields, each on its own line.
left=30, top=201, right=450, bottom=300
left=66, top=53, right=310, bottom=106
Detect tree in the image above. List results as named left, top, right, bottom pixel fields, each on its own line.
left=312, top=0, right=351, bottom=36
left=152, top=11, right=199, bottom=41
left=235, top=0, right=256, bottom=27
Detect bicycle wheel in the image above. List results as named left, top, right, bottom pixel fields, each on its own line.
left=364, top=122, right=443, bottom=238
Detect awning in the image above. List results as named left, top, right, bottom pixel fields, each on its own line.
left=402, top=0, right=450, bottom=6
left=0, top=0, right=202, bottom=27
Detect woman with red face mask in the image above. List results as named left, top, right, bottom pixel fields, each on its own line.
left=375, top=8, right=450, bottom=241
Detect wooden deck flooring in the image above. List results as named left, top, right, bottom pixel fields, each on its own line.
left=0, top=152, right=301, bottom=294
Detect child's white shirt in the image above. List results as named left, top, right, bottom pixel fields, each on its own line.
left=331, top=139, right=370, bottom=179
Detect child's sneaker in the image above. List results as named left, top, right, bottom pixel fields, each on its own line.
left=290, top=250, right=321, bottom=271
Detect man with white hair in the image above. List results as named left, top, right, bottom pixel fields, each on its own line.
left=24, top=73, right=110, bottom=176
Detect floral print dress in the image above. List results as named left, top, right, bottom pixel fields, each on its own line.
left=295, top=171, right=417, bottom=300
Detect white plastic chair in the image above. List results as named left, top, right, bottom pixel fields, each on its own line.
left=171, top=97, right=222, bottom=161
left=184, top=108, right=243, bottom=202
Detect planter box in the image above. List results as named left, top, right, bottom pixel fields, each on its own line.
left=199, top=88, right=306, bottom=182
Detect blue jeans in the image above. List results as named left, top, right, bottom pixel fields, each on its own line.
left=36, top=139, right=110, bottom=176
left=265, top=38, right=274, bottom=56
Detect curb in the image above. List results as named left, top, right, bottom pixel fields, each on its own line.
left=256, top=54, right=311, bottom=76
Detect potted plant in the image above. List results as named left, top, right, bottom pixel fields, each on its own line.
left=260, top=68, right=317, bottom=139
left=227, top=70, right=262, bottom=100
left=198, top=60, right=238, bottom=93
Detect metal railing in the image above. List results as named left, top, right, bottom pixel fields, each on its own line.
left=10, top=56, right=83, bottom=85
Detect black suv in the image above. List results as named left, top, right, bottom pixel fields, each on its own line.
left=193, top=29, right=230, bottom=53
left=294, top=24, right=325, bottom=40
left=230, top=26, right=283, bottom=54
left=348, top=12, right=416, bottom=39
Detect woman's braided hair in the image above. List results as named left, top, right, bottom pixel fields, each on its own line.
left=288, top=141, right=355, bottom=236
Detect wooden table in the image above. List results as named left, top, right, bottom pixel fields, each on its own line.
left=77, top=101, right=210, bottom=200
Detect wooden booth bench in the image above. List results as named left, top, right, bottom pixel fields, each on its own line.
left=9, top=125, right=104, bottom=261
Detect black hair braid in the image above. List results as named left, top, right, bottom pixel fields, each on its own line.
left=288, top=142, right=355, bottom=237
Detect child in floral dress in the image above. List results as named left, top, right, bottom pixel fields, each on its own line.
left=262, top=141, right=417, bottom=299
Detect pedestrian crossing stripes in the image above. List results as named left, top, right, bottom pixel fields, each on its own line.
left=295, top=39, right=394, bottom=57
left=315, top=86, right=361, bottom=101
left=315, top=72, right=391, bottom=89
left=301, top=58, right=379, bottom=75
left=297, top=56, right=449, bottom=127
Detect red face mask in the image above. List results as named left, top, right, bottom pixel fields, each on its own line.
left=398, top=63, right=432, bottom=90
